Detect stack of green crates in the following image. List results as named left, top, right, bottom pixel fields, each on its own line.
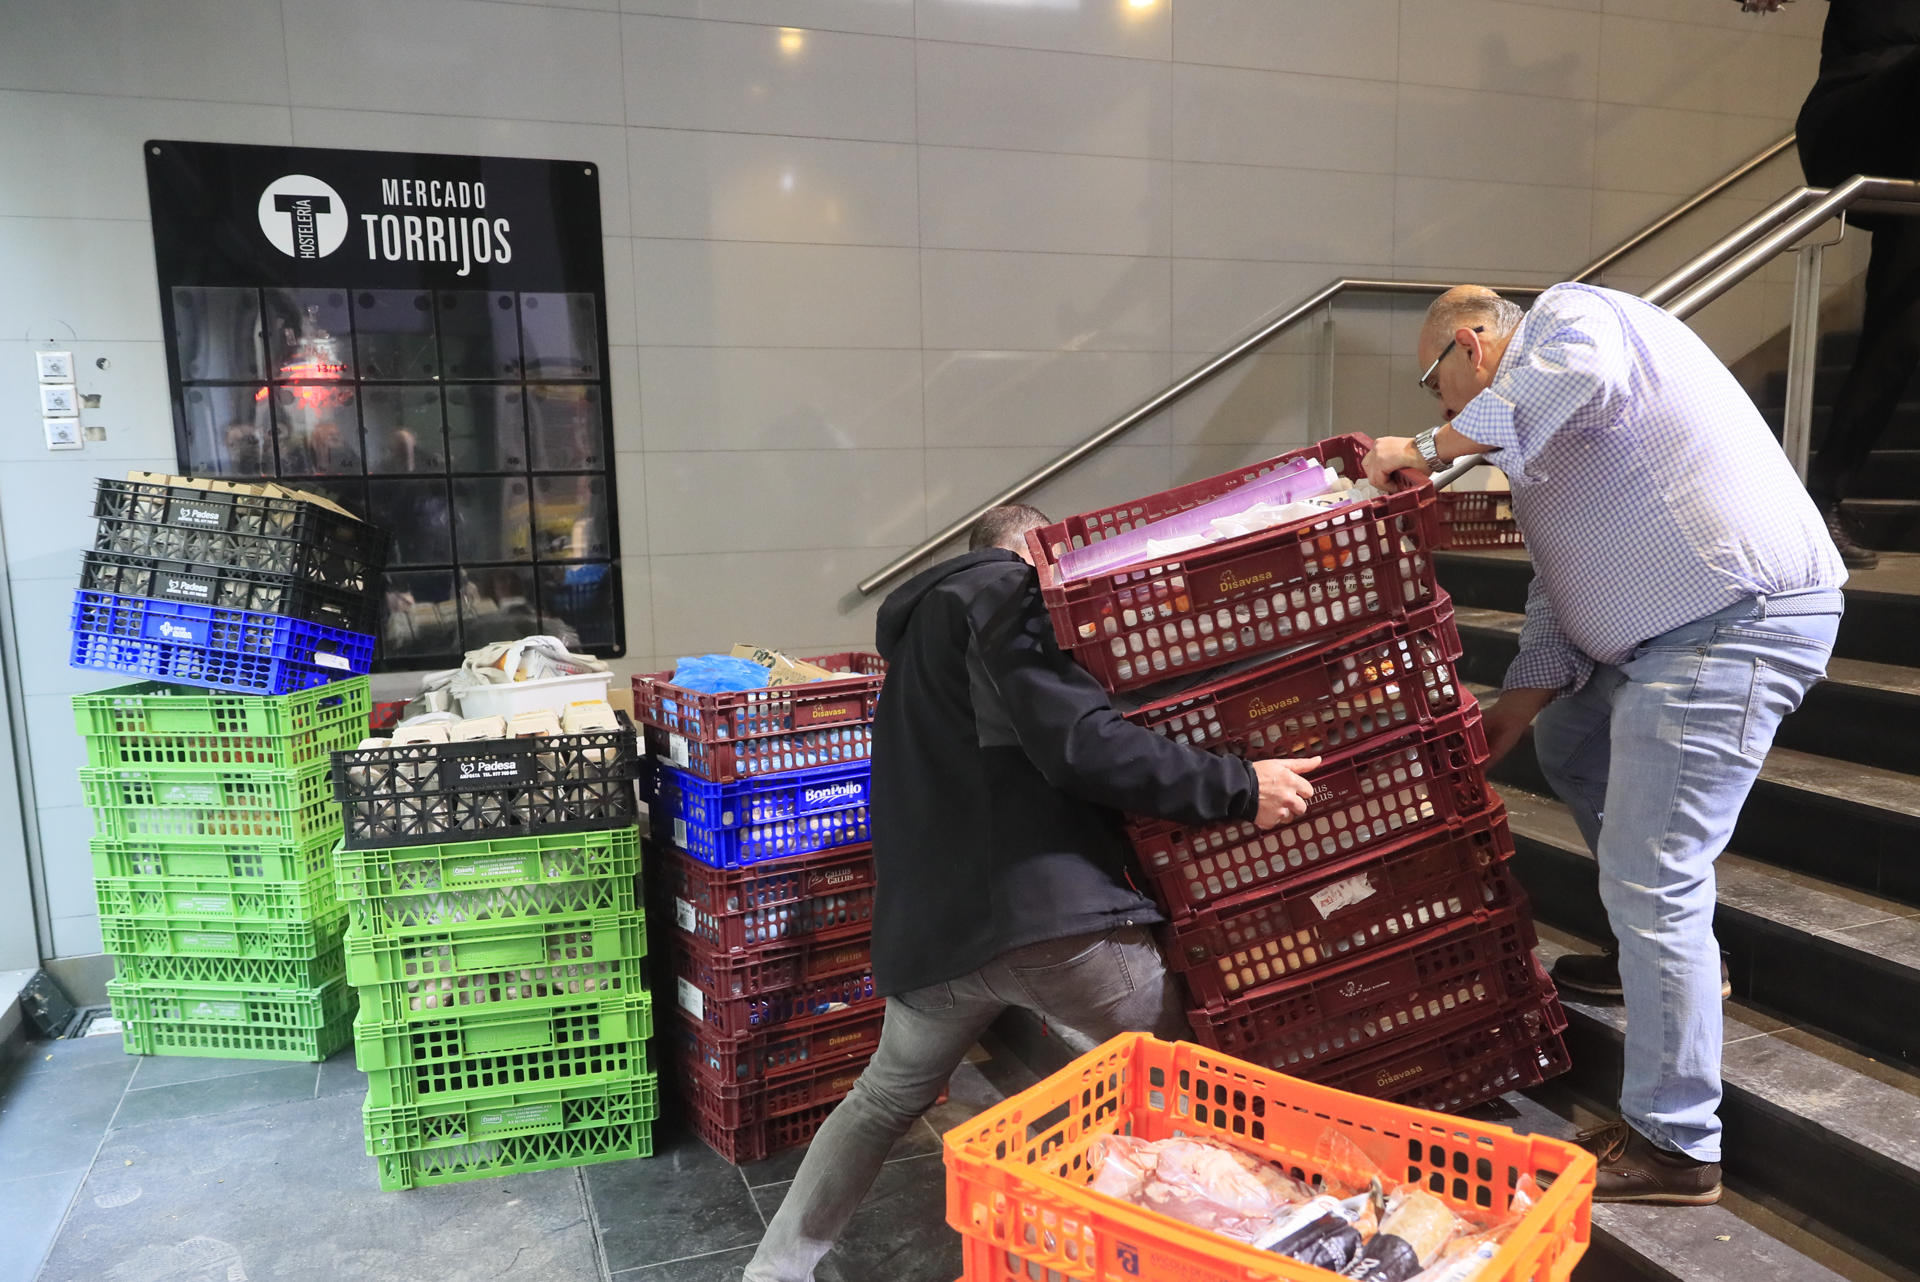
left=332, top=824, right=656, bottom=1190
left=72, top=678, right=370, bottom=1061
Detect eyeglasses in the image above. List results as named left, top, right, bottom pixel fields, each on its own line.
left=1419, top=325, right=1484, bottom=398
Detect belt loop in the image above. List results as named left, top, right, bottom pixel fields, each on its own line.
left=1754, top=593, right=1768, bottom=621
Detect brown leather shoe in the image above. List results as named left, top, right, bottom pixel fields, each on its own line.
left=1821, top=503, right=1879, bottom=571
left=1548, top=949, right=1731, bottom=1000
left=1580, top=1119, right=1723, bottom=1205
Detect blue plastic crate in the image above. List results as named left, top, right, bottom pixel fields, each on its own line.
left=650, top=761, right=870, bottom=868
left=70, top=589, right=374, bottom=697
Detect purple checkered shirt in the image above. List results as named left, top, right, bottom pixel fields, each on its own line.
left=1451, top=283, right=1846, bottom=694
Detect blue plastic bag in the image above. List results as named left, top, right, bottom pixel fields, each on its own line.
left=671, top=654, right=770, bottom=693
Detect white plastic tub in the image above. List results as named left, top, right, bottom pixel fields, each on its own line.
left=455, top=671, right=613, bottom=720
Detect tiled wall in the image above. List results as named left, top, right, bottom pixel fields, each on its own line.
left=0, top=0, right=1849, bottom=958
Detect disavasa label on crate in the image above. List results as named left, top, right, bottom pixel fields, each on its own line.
left=668, top=733, right=691, bottom=768
left=676, top=976, right=705, bottom=1020
left=1310, top=871, right=1378, bottom=919
left=674, top=897, right=697, bottom=933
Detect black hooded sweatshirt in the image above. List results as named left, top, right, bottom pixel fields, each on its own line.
left=869, top=548, right=1261, bottom=996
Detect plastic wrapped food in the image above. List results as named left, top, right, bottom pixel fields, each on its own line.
left=1085, top=1135, right=1312, bottom=1242
left=1342, top=1189, right=1463, bottom=1281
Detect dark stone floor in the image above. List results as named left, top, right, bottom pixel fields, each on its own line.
left=0, top=1028, right=1021, bottom=1282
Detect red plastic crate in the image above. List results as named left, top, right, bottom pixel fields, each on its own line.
left=674, top=953, right=878, bottom=1038
left=675, top=1006, right=885, bottom=1086
left=692, top=1091, right=839, bottom=1165
left=663, top=842, right=876, bottom=953
left=1167, top=803, right=1523, bottom=1010
left=1027, top=435, right=1442, bottom=692
left=1131, top=702, right=1493, bottom=919
left=1317, top=990, right=1569, bottom=1112
left=671, top=933, right=873, bottom=1002
left=1438, top=490, right=1524, bottom=549
left=1188, top=909, right=1546, bottom=1077
left=1122, top=594, right=1463, bottom=762
left=678, top=1042, right=870, bottom=1129
left=634, top=653, right=885, bottom=783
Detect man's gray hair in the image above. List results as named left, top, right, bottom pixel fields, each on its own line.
left=969, top=503, right=1050, bottom=553
left=1424, top=288, right=1526, bottom=343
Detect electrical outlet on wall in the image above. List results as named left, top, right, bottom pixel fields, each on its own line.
left=40, top=384, right=78, bottom=416
left=36, top=350, right=74, bottom=382
left=43, top=417, right=81, bottom=450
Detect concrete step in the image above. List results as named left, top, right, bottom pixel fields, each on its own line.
left=1434, top=549, right=1920, bottom=668
left=1528, top=926, right=1920, bottom=1282
left=1452, top=607, right=1920, bottom=779
left=1496, top=1092, right=1867, bottom=1282
left=1495, top=779, right=1920, bottom=1066
left=1840, top=499, right=1920, bottom=553
left=1846, top=451, right=1920, bottom=500
left=1760, top=405, right=1920, bottom=452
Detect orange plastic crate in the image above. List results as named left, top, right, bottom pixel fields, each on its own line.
left=943, top=1032, right=1594, bottom=1282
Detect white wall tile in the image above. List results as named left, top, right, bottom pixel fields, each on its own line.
left=1169, top=352, right=1315, bottom=447
left=640, top=348, right=924, bottom=450
left=629, top=129, right=918, bottom=245
left=37, top=805, right=95, bottom=919
left=1399, top=0, right=1601, bottom=100
left=1171, top=258, right=1391, bottom=355
left=1397, top=85, right=1596, bottom=187
left=611, top=344, right=643, bottom=453
left=291, top=109, right=632, bottom=234
left=12, top=580, right=164, bottom=697
left=287, top=0, right=625, bottom=124
left=24, top=697, right=88, bottom=818
left=1770, top=37, right=1821, bottom=120
left=1593, top=103, right=1793, bottom=196
left=1588, top=191, right=1771, bottom=280
left=618, top=554, right=655, bottom=666
left=647, top=449, right=923, bottom=552
left=603, top=237, right=639, bottom=348
left=1173, top=164, right=1396, bottom=264
left=1332, top=353, right=1396, bottom=436
left=624, top=14, right=915, bottom=140
left=919, top=148, right=1170, bottom=257
left=1598, top=14, right=1794, bottom=119
left=916, top=0, right=1171, bottom=60
left=1171, top=65, right=1395, bottom=172
left=0, top=0, right=290, bottom=104
left=633, top=239, right=920, bottom=346
left=0, top=341, right=176, bottom=464
left=921, top=250, right=1170, bottom=352
left=0, top=219, right=165, bottom=343
left=1603, top=0, right=1825, bottom=41
left=614, top=449, right=648, bottom=559
left=1173, top=0, right=1399, bottom=81
left=923, top=350, right=1173, bottom=448
left=1172, top=440, right=1305, bottom=486
left=917, top=41, right=1171, bottom=159
left=1395, top=177, right=1593, bottom=274
left=650, top=546, right=891, bottom=655
left=0, top=93, right=289, bottom=221
left=51, top=914, right=103, bottom=962
left=0, top=455, right=172, bottom=581
left=925, top=443, right=1171, bottom=532
left=622, top=0, right=915, bottom=37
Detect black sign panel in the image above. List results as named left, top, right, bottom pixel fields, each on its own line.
left=145, top=140, right=623, bottom=669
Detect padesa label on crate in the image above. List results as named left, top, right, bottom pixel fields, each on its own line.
left=158, top=782, right=221, bottom=806
left=158, top=571, right=217, bottom=603
left=476, top=1102, right=562, bottom=1135
left=166, top=498, right=231, bottom=531
left=439, top=743, right=537, bottom=791
left=797, top=777, right=868, bottom=814
left=185, top=999, right=247, bottom=1021
left=676, top=976, right=704, bottom=1020
left=144, top=614, right=209, bottom=647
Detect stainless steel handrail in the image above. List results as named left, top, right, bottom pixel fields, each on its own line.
left=857, top=133, right=1799, bottom=595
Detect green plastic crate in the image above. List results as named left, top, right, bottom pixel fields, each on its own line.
left=80, top=758, right=341, bottom=847
left=74, top=678, right=371, bottom=771
left=332, top=829, right=640, bottom=931
left=101, top=904, right=348, bottom=962
left=363, top=1072, right=659, bottom=1156
left=346, top=911, right=646, bottom=1025
left=95, top=867, right=339, bottom=924
left=357, top=992, right=652, bottom=1109
left=108, top=931, right=346, bottom=987
left=109, top=975, right=356, bottom=1060
left=91, top=832, right=336, bottom=883
left=375, top=1114, right=652, bottom=1190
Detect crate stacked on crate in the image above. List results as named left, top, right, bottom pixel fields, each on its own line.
left=72, top=475, right=387, bottom=696
left=329, top=711, right=655, bottom=1190
left=1438, top=489, right=1524, bottom=549
left=1026, top=434, right=1567, bottom=1113
left=634, top=654, right=890, bottom=1164
left=74, top=678, right=371, bottom=1061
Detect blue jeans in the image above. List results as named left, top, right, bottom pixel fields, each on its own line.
left=1532, top=593, right=1839, bottom=1162
left=742, top=925, right=1191, bottom=1282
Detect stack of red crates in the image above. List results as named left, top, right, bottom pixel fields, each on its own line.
left=634, top=656, right=892, bottom=1164
left=1025, top=434, right=1568, bottom=1113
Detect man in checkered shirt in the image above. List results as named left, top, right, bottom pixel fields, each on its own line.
left=1364, top=283, right=1845, bottom=1206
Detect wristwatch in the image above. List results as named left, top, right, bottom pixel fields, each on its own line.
left=1413, top=427, right=1443, bottom=469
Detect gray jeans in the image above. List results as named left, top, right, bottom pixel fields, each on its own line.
left=741, top=925, right=1191, bottom=1282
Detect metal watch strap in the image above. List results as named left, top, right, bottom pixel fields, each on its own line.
left=1414, top=428, right=1443, bottom=468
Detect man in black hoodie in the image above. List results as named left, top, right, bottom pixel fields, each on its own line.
left=743, top=504, right=1321, bottom=1282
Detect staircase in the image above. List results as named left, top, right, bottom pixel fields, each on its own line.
left=1439, top=540, right=1920, bottom=1282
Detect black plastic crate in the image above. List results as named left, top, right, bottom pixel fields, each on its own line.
left=81, top=550, right=378, bottom=636
left=331, top=716, right=642, bottom=849
left=93, top=477, right=387, bottom=595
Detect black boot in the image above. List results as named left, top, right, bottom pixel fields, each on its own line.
left=1549, top=948, right=1731, bottom=1000
left=1821, top=502, right=1880, bottom=570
